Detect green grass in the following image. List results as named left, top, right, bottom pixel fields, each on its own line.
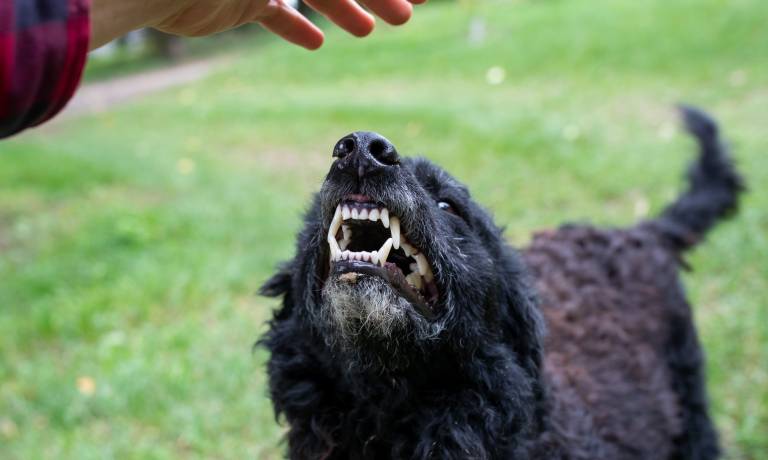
left=1, top=0, right=767, bottom=457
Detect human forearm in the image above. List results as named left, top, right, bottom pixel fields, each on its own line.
left=89, top=0, right=158, bottom=50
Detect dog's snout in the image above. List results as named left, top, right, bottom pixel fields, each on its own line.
left=333, top=132, right=399, bottom=178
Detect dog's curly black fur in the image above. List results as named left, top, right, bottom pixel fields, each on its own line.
left=259, top=107, right=744, bottom=459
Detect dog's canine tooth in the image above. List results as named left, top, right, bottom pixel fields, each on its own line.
left=381, top=208, right=390, bottom=228
left=414, top=253, right=429, bottom=277
left=327, top=234, right=341, bottom=260
left=328, top=205, right=342, bottom=239
left=406, top=272, right=423, bottom=290
left=378, top=238, right=393, bottom=266
left=390, top=217, right=401, bottom=249
left=369, top=209, right=379, bottom=222
left=423, top=266, right=434, bottom=283
left=340, top=225, right=352, bottom=250
left=351, top=208, right=359, bottom=220
left=359, top=209, right=369, bottom=220
left=342, top=205, right=351, bottom=220
left=401, top=242, right=416, bottom=257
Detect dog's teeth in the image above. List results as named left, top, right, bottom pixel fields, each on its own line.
left=371, top=251, right=380, bottom=265
left=390, top=217, right=400, bottom=250
left=362, top=252, right=369, bottom=262
left=358, top=208, right=368, bottom=220
left=414, top=253, right=429, bottom=277
left=378, top=238, right=393, bottom=266
left=328, top=205, right=342, bottom=239
left=327, top=234, right=341, bottom=260
left=423, top=266, right=434, bottom=283
left=406, top=272, right=423, bottom=290
left=368, top=209, right=379, bottom=222
left=339, top=225, right=351, bottom=250
left=409, top=262, right=418, bottom=273
left=342, top=250, right=351, bottom=260
left=401, top=242, right=416, bottom=257
left=342, top=205, right=351, bottom=220
left=381, top=208, right=390, bottom=228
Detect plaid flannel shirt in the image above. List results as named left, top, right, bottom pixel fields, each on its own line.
left=0, top=0, right=90, bottom=138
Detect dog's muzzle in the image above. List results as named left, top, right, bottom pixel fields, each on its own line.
left=322, top=132, right=439, bottom=318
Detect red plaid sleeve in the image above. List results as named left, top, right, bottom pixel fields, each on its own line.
left=0, top=0, right=90, bottom=139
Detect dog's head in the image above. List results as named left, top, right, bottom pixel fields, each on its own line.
left=262, top=132, right=542, bottom=372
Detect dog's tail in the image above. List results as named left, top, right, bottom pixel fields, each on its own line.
left=649, top=106, right=745, bottom=252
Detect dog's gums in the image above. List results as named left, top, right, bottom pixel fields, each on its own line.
left=326, top=196, right=438, bottom=313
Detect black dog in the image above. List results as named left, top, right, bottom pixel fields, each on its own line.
left=260, top=107, right=743, bottom=459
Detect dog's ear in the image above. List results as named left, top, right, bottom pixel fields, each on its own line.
left=494, top=258, right=547, bottom=427
left=259, top=262, right=296, bottom=320
left=259, top=262, right=293, bottom=297
left=498, top=253, right=544, bottom=381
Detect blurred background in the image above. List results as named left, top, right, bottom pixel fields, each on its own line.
left=1, top=0, right=766, bottom=458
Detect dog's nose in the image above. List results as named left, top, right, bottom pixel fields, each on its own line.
left=333, top=131, right=400, bottom=178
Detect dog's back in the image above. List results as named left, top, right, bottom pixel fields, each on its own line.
left=523, top=107, right=743, bottom=459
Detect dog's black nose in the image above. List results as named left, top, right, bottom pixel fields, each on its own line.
left=333, top=131, right=399, bottom=178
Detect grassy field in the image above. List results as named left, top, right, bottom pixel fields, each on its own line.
left=1, top=0, right=766, bottom=458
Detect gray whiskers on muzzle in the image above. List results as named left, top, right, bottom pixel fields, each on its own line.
left=319, top=274, right=443, bottom=346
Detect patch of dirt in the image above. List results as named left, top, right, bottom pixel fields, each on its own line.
left=53, top=56, right=232, bottom=121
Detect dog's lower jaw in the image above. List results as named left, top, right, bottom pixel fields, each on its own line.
left=317, top=276, right=446, bottom=370
left=320, top=276, right=414, bottom=342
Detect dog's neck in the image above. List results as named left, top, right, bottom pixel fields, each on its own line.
left=315, top=325, right=547, bottom=453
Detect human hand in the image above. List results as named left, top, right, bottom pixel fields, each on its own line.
left=90, top=0, right=427, bottom=51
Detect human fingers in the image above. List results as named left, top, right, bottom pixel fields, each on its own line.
left=358, top=0, right=413, bottom=25
left=256, top=0, right=325, bottom=49
left=303, top=0, right=376, bottom=37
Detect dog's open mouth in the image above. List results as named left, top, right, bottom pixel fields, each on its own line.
left=325, top=194, right=439, bottom=318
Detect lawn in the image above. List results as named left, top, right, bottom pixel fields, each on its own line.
left=1, top=0, right=766, bottom=458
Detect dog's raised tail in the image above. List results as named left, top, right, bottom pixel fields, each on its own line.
left=651, top=106, right=745, bottom=252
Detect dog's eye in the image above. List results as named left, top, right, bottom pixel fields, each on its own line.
left=438, top=201, right=457, bottom=214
